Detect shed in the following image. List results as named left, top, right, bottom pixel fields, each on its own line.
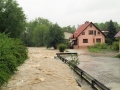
left=115, top=31, right=120, bottom=52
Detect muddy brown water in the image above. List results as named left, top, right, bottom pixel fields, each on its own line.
left=1, top=47, right=83, bottom=90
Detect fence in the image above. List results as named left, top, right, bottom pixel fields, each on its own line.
left=56, top=53, right=110, bottom=90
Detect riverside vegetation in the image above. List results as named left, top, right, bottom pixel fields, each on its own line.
left=88, top=42, right=120, bottom=58
left=0, top=33, right=28, bottom=88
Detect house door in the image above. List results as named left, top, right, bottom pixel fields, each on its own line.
left=74, top=39, right=77, bottom=45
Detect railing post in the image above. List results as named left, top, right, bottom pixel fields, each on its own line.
left=81, top=71, right=83, bottom=82
left=92, top=80, right=94, bottom=88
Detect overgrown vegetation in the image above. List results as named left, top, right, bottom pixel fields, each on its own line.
left=0, top=33, right=28, bottom=87
left=88, top=43, right=108, bottom=52
left=112, top=42, right=119, bottom=51
left=88, top=42, right=119, bottom=53
left=115, top=54, right=120, bottom=58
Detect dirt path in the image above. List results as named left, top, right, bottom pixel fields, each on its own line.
left=1, top=47, right=82, bottom=90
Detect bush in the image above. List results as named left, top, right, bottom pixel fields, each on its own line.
left=89, top=43, right=108, bottom=49
left=112, top=42, right=119, bottom=51
left=88, top=43, right=108, bottom=52
left=115, top=53, right=120, bottom=58
left=100, top=43, right=108, bottom=49
left=58, top=44, right=67, bottom=52
left=0, top=33, right=28, bottom=87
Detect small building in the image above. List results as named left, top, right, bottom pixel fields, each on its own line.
left=70, top=21, right=105, bottom=49
left=101, top=30, right=108, bottom=35
left=115, top=31, right=120, bottom=53
left=64, top=31, right=72, bottom=40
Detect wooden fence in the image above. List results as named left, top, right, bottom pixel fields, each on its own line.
left=56, top=53, right=110, bottom=90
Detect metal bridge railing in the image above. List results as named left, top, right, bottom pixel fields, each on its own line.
left=56, top=53, right=110, bottom=90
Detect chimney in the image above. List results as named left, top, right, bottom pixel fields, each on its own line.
left=85, top=21, right=89, bottom=24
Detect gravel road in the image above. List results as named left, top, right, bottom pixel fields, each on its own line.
left=68, top=49, right=120, bottom=90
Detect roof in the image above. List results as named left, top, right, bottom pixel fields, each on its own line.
left=70, top=22, right=91, bottom=39
left=115, top=31, right=120, bottom=37
left=70, top=21, right=105, bottom=39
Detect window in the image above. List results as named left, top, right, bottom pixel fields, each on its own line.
left=96, top=38, right=101, bottom=43
left=93, top=39, right=95, bottom=43
left=82, top=32, right=85, bottom=35
left=90, top=24, right=92, bottom=27
left=83, top=39, right=88, bottom=43
left=94, top=31, right=96, bottom=36
left=89, top=30, right=93, bottom=35
left=98, top=32, right=100, bottom=35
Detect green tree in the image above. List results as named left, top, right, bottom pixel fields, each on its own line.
left=21, top=17, right=52, bottom=46
left=94, top=21, right=120, bottom=31
left=114, top=22, right=120, bottom=31
left=45, top=23, right=64, bottom=49
left=21, top=22, right=34, bottom=46
left=62, top=25, right=76, bottom=33
left=0, top=0, right=26, bottom=38
left=106, top=20, right=117, bottom=45
left=32, top=24, right=48, bottom=46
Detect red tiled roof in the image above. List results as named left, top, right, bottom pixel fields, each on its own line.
left=70, top=22, right=105, bottom=39
left=115, top=31, right=120, bottom=37
left=70, top=22, right=91, bottom=39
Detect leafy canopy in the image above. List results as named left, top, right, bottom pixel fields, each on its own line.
left=0, top=0, right=26, bottom=38
left=21, top=17, right=52, bottom=46
left=44, top=23, right=64, bottom=49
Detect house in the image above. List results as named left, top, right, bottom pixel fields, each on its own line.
left=64, top=31, right=72, bottom=40
left=115, top=31, right=120, bottom=52
left=101, top=30, right=108, bottom=35
left=70, top=21, right=105, bottom=49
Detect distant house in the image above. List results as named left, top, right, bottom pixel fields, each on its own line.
left=101, top=30, right=108, bottom=35
left=70, top=21, right=105, bottom=49
left=64, top=31, right=72, bottom=40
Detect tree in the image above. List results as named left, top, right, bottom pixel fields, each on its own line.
left=62, top=25, right=76, bottom=33
left=32, top=24, right=48, bottom=46
left=94, top=21, right=120, bottom=31
left=106, top=20, right=117, bottom=45
left=21, top=22, right=35, bottom=46
left=21, top=17, right=52, bottom=46
left=0, top=0, right=26, bottom=38
left=45, top=23, right=64, bottom=49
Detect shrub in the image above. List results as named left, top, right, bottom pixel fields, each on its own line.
left=58, top=44, right=67, bottom=52
left=115, top=53, right=120, bottom=58
left=0, top=33, right=28, bottom=87
left=100, top=43, right=108, bottom=49
left=112, top=42, right=119, bottom=51
left=89, top=43, right=108, bottom=49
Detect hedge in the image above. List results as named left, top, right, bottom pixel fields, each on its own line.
left=0, top=33, right=28, bottom=87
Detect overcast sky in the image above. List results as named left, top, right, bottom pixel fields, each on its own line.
left=16, top=0, right=120, bottom=27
